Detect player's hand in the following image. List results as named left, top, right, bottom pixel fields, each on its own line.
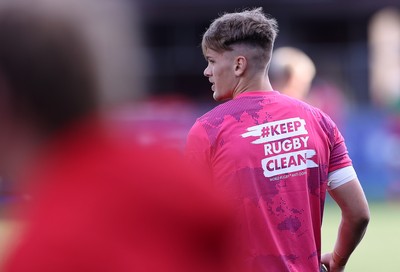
left=321, top=252, right=346, bottom=272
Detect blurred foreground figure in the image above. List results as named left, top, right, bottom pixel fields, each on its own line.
left=0, top=1, right=237, bottom=271
left=186, top=8, right=370, bottom=272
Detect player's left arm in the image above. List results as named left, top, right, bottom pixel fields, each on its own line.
left=321, top=113, right=370, bottom=271
left=321, top=177, right=370, bottom=271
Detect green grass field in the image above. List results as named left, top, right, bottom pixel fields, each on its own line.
left=0, top=201, right=398, bottom=270
left=322, top=201, right=400, bottom=271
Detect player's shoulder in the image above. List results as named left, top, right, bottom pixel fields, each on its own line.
left=197, top=92, right=270, bottom=121
left=275, top=93, right=324, bottom=116
left=277, top=93, right=339, bottom=131
left=194, top=100, right=234, bottom=125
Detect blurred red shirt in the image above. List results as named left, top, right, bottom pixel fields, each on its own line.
left=3, top=117, right=238, bottom=272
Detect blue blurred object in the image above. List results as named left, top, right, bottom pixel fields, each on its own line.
left=342, top=106, right=400, bottom=201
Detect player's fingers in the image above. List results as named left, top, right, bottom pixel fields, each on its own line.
left=320, top=253, right=331, bottom=270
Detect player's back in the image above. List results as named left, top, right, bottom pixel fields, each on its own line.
left=186, top=90, right=352, bottom=271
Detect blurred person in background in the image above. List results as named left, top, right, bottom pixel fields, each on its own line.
left=185, top=7, right=370, bottom=272
left=269, top=46, right=347, bottom=128
left=269, top=46, right=316, bottom=101
left=0, top=0, right=239, bottom=271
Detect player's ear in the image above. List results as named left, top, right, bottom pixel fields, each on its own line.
left=234, top=56, right=247, bottom=76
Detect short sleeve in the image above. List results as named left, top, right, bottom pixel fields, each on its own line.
left=327, top=165, right=357, bottom=190
left=319, top=112, right=353, bottom=173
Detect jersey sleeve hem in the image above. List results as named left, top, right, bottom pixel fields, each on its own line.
left=327, top=165, right=357, bottom=190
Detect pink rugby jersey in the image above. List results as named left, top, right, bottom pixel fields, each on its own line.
left=185, top=91, right=352, bottom=272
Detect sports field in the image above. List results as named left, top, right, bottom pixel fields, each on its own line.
left=322, top=201, right=399, bottom=271
left=0, top=201, right=398, bottom=270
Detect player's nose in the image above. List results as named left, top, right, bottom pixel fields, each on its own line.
left=203, top=65, right=211, bottom=77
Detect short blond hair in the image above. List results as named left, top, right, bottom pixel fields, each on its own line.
left=202, top=7, right=278, bottom=63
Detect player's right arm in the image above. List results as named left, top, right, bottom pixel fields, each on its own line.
left=321, top=177, right=370, bottom=271
left=185, top=121, right=213, bottom=181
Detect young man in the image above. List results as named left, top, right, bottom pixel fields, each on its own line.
left=0, top=1, right=237, bottom=271
left=186, top=8, right=370, bottom=272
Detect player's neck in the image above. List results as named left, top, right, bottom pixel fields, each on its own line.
left=233, top=74, right=273, bottom=97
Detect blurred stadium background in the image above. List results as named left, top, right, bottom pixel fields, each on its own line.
left=1, top=0, right=400, bottom=270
